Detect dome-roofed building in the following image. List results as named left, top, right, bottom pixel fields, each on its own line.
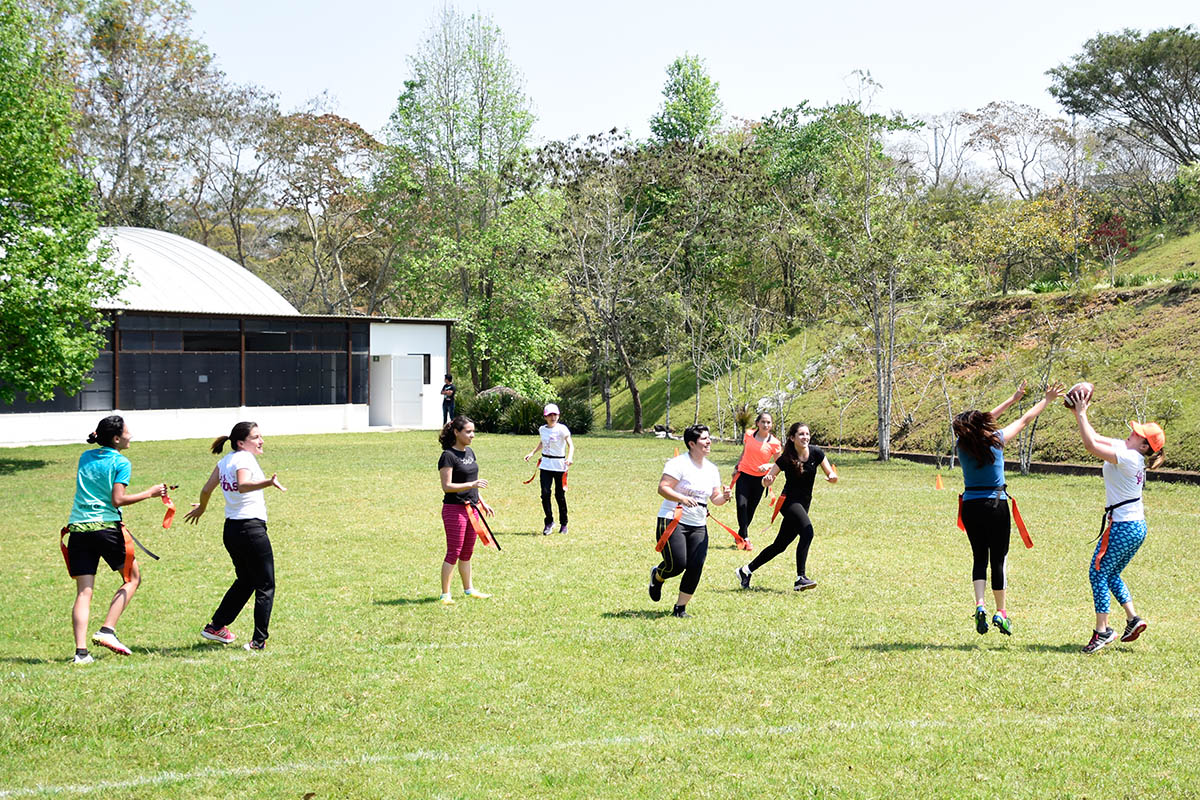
left=1, top=228, right=453, bottom=445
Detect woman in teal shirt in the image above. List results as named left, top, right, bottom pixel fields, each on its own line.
left=65, top=415, right=167, bottom=663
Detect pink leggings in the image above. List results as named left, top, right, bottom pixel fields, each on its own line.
left=442, top=503, right=477, bottom=565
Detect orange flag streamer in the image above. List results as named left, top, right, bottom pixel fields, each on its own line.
left=655, top=506, right=683, bottom=552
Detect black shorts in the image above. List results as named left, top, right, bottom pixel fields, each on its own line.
left=68, top=525, right=127, bottom=576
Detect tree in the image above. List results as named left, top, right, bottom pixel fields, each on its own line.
left=0, top=0, right=124, bottom=403
left=72, top=0, right=221, bottom=225
left=961, top=102, right=1071, bottom=200
left=1049, top=26, right=1200, bottom=166
left=1088, top=211, right=1136, bottom=285
left=389, top=4, right=536, bottom=391
left=649, top=53, right=723, bottom=144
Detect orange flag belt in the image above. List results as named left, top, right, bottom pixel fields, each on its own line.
left=466, top=502, right=501, bottom=551
left=956, top=485, right=1033, bottom=549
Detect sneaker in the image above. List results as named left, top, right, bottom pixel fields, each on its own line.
left=558, top=524, right=568, bottom=535
left=738, top=539, right=754, bottom=552
left=243, top=640, right=265, bottom=651
left=992, top=612, right=1012, bottom=636
left=672, top=604, right=690, bottom=618
left=648, top=567, right=662, bottom=602
left=73, top=653, right=94, bottom=664
left=201, top=624, right=235, bottom=644
left=463, top=588, right=491, bottom=599
left=735, top=565, right=752, bottom=590
left=974, top=607, right=989, bottom=635
left=542, top=525, right=553, bottom=536
left=1082, top=627, right=1117, bottom=654
left=440, top=592, right=455, bottom=605
left=1120, top=616, right=1148, bottom=642
left=793, top=575, right=817, bottom=591
left=91, top=630, right=131, bottom=656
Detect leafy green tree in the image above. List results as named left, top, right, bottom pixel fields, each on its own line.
left=649, top=54, right=723, bottom=144
left=72, top=0, right=220, bottom=225
left=0, top=0, right=123, bottom=403
left=388, top=4, right=538, bottom=391
left=1048, top=26, right=1200, bottom=165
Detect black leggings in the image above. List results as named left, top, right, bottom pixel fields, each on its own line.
left=655, top=519, right=708, bottom=595
left=734, top=472, right=766, bottom=539
left=212, top=518, right=275, bottom=644
left=748, top=498, right=814, bottom=576
left=539, top=469, right=567, bottom=526
left=960, top=497, right=1010, bottom=591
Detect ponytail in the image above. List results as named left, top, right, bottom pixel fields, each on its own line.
left=1147, top=447, right=1165, bottom=471
left=211, top=421, right=257, bottom=454
left=87, top=415, right=124, bottom=448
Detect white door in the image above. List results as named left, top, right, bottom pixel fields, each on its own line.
left=391, top=355, right=423, bottom=427
left=368, top=356, right=393, bottom=426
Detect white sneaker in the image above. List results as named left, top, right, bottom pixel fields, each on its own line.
left=73, top=653, right=94, bottom=664
left=440, top=592, right=455, bottom=605
left=91, top=630, right=131, bottom=655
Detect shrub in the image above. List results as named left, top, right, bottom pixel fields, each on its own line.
left=556, top=396, right=594, bottom=435
left=1173, top=269, right=1200, bottom=282
left=502, top=397, right=544, bottom=436
left=462, top=391, right=516, bottom=433
left=1029, top=279, right=1069, bottom=293
left=1113, top=272, right=1156, bottom=288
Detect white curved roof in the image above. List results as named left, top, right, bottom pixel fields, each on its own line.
left=96, top=227, right=300, bottom=316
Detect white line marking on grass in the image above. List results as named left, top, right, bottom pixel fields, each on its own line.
left=0, top=718, right=964, bottom=797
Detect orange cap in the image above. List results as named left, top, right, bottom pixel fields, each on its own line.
left=1128, top=420, right=1165, bottom=453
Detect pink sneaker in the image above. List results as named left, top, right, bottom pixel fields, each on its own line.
left=201, top=624, right=235, bottom=644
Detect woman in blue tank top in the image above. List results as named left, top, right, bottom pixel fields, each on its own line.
left=952, top=381, right=1062, bottom=637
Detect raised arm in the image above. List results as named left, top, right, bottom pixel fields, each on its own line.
left=999, top=382, right=1064, bottom=443
left=1069, top=395, right=1119, bottom=464
left=989, top=380, right=1027, bottom=419
left=820, top=457, right=838, bottom=484
left=236, top=468, right=286, bottom=493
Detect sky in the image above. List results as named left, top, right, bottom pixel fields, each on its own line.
left=190, top=0, right=1198, bottom=145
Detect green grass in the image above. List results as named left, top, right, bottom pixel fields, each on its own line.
left=4, top=431, right=1200, bottom=798
left=1123, top=228, right=1200, bottom=278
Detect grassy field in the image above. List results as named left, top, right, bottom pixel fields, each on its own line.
left=3, top=430, right=1199, bottom=799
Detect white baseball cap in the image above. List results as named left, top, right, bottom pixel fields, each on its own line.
left=543, top=403, right=560, bottom=416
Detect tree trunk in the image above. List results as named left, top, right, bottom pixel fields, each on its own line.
left=664, top=348, right=672, bottom=430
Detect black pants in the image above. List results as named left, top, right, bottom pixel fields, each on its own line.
left=748, top=498, right=814, bottom=576
left=539, top=469, right=567, bottom=526
left=212, top=518, right=275, bottom=644
left=655, top=519, right=708, bottom=595
left=734, top=472, right=766, bottom=540
left=960, top=497, right=1010, bottom=590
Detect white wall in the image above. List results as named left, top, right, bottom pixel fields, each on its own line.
left=0, top=404, right=369, bottom=448
left=369, top=322, right=449, bottom=429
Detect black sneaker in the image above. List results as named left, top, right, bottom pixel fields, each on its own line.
left=672, top=604, right=690, bottom=618
left=735, top=565, right=752, bottom=589
left=1082, top=627, right=1117, bottom=654
left=648, top=567, right=662, bottom=602
left=793, top=575, right=816, bottom=591
left=974, top=607, right=989, bottom=635
left=1120, top=616, right=1148, bottom=642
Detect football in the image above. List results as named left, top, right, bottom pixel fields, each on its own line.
left=1063, top=381, right=1094, bottom=408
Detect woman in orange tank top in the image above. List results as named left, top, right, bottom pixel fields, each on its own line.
left=731, top=412, right=783, bottom=550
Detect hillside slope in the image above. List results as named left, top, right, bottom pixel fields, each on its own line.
left=593, top=282, right=1200, bottom=470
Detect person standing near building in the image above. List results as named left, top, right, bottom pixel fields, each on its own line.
left=1067, top=391, right=1163, bottom=654
left=647, top=424, right=731, bottom=617
left=731, top=412, right=783, bottom=551
left=64, top=415, right=168, bottom=663
left=441, top=375, right=457, bottom=424
left=185, top=421, right=285, bottom=651
left=525, top=403, right=574, bottom=535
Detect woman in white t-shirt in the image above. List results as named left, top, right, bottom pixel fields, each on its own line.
left=1067, top=392, right=1164, bottom=654
left=647, top=424, right=731, bottom=617
left=185, top=421, right=286, bottom=651
left=524, top=403, right=574, bottom=535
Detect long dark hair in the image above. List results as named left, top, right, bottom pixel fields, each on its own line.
left=439, top=416, right=473, bottom=450
left=952, top=410, right=1001, bottom=466
left=211, top=421, right=258, bottom=455
left=87, top=415, right=124, bottom=448
left=778, top=422, right=810, bottom=471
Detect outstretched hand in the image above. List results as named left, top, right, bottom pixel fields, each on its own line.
left=270, top=473, right=287, bottom=492
left=1043, top=382, right=1065, bottom=403
left=183, top=504, right=204, bottom=524
left=1012, top=380, right=1027, bottom=403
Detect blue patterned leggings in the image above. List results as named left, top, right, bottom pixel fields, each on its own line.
left=1089, top=519, right=1146, bottom=614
